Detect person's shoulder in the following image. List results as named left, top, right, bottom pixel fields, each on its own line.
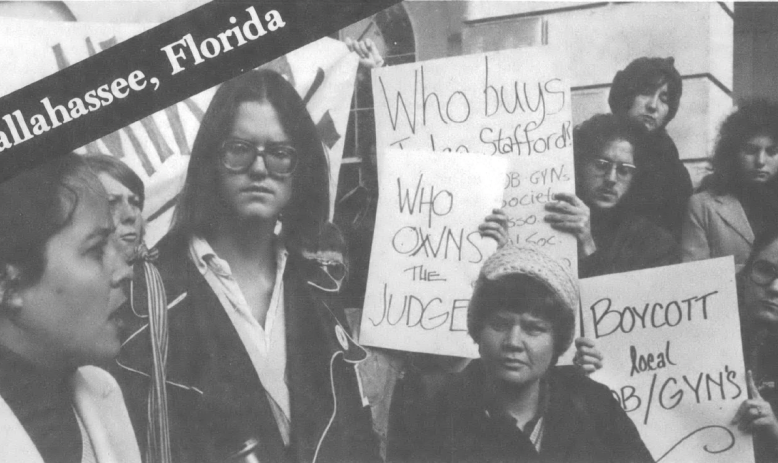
left=549, top=365, right=614, bottom=400
left=152, top=231, right=194, bottom=276
left=434, top=361, right=485, bottom=408
left=689, top=189, right=735, bottom=212
left=153, top=231, right=190, bottom=262
left=690, top=189, right=719, bottom=202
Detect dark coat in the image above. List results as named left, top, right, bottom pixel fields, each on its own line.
left=395, top=362, right=654, bottom=463
left=622, top=130, right=692, bottom=241
left=580, top=211, right=680, bottom=278
left=742, top=322, right=778, bottom=463
left=114, top=233, right=380, bottom=463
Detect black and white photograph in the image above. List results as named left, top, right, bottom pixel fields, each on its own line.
left=0, top=1, right=776, bottom=462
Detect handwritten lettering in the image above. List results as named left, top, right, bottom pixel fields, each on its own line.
left=590, top=291, right=719, bottom=339
left=369, top=283, right=468, bottom=332
left=630, top=341, right=677, bottom=377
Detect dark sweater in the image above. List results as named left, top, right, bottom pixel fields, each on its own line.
left=392, top=362, right=654, bottom=463
left=622, top=130, right=692, bottom=240
left=580, top=208, right=680, bottom=278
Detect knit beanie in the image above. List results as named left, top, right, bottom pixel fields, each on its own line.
left=468, top=244, right=579, bottom=354
left=609, top=57, right=683, bottom=127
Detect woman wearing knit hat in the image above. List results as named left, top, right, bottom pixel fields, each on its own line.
left=402, top=245, right=653, bottom=463
left=609, top=56, right=693, bottom=240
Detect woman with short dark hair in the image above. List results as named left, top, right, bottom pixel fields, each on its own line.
left=405, top=245, right=653, bottom=463
left=682, top=100, right=778, bottom=269
left=0, top=154, right=137, bottom=462
left=115, top=69, right=379, bottom=463
left=609, top=56, right=692, bottom=239
left=83, top=154, right=145, bottom=257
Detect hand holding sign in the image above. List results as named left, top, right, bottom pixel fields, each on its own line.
left=478, top=208, right=509, bottom=248
left=544, top=192, right=596, bottom=256
left=360, top=148, right=507, bottom=357
left=573, top=337, right=604, bottom=375
left=732, top=371, right=778, bottom=445
left=580, top=257, right=753, bottom=463
left=371, top=46, right=577, bottom=273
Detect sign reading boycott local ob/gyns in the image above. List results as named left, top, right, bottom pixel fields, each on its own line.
left=581, top=257, right=753, bottom=463
left=371, top=46, right=577, bottom=274
left=360, top=148, right=507, bottom=357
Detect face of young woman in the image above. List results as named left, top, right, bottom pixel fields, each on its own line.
left=736, top=134, right=778, bottom=185
left=627, top=82, right=670, bottom=132
left=98, top=173, right=143, bottom=254
left=744, top=239, right=778, bottom=327
left=478, top=310, right=556, bottom=388
left=14, top=186, right=132, bottom=368
left=217, top=101, right=294, bottom=223
left=579, top=139, right=636, bottom=211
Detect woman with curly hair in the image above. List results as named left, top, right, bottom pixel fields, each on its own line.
left=681, top=100, right=778, bottom=269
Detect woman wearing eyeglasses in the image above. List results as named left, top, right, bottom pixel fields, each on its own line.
left=681, top=100, right=778, bottom=271
left=716, top=229, right=778, bottom=463
left=115, top=69, right=380, bottom=463
left=544, top=113, right=679, bottom=278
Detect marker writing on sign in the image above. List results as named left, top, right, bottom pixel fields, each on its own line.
left=611, top=365, right=742, bottom=425
left=590, top=291, right=719, bottom=339
left=629, top=341, right=677, bottom=377
left=369, top=283, right=468, bottom=332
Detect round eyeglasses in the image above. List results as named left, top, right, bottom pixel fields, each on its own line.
left=591, top=158, right=636, bottom=181
left=219, top=139, right=298, bottom=176
left=750, top=260, right=778, bottom=287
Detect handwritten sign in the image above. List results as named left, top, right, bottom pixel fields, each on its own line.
left=580, top=257, right=753, bottom=463
left=360, top=148, right=507, bottom=357
left=372, top=46, right=577, bottom=272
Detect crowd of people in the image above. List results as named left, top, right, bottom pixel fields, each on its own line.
left=1, top=36, right=777, bottom=463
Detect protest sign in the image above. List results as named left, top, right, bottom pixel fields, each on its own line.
left=360, top=148, right=507, bottom=357
left=0, top=18, right=359, bottom=244
left=580, top=257, right=753, bottom=463
left=371, top=46, right=577, bottom=272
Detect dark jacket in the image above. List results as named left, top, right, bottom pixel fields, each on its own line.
left=580, top=211, right=679, bottom=278
left=114, top=233, right=379, bottom=463
left=622, top=130, right=692, bottom=241
left=742, top=321, right=778, bottom=463
left=394, top=362, right=654, bottom=463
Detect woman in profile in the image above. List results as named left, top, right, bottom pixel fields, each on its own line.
left=0, top=154, right=138, bottom=462
left=682, top=100, right=778, bottom=270
left=116, top=69, right=380, bottom=463
left=83, top=154, right=145, bottom=258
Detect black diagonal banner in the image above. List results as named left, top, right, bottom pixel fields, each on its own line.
left=0, top=0, right=401, bottom=182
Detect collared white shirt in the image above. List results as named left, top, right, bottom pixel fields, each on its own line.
left=189, top=235, right=291, bottom=445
